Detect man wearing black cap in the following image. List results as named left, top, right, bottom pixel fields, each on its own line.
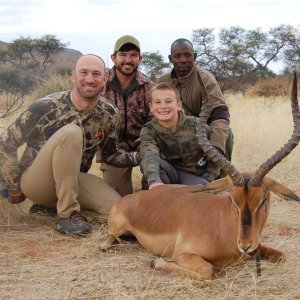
left=96, top=35, right=154, bottom=196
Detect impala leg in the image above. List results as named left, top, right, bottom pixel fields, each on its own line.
left=100, top=234, right=119, bottom=251
left=101, top=206, right=133, bottom=251
left=259, top=244, right=286, bottom=262
left=151, top=253, right=214, bottom=280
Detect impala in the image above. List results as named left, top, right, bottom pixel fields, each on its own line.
left=101, top=73, right=300, bottom=280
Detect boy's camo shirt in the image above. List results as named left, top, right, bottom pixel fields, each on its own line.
left=0, top=91, right=138, bottom=193
left=140, top=112, right=220, bottom=185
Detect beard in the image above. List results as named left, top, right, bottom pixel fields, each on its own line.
left=115, top=63, right=138, bottom=76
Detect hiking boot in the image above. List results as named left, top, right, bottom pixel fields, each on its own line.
left=56, top=210, right=91, bottom=235
left=29, top=203, right=57, bottom=215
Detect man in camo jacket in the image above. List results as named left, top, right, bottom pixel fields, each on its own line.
left=96, top=35, right=154, bottom=196
left=0, top=54, right=139, bottom=235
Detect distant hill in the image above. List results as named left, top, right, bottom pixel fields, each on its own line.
left=54, top=48, right=83, bottom=65
left=0, top=40, right=82, bottom=69
left=0, top=41, right=9, bottom=48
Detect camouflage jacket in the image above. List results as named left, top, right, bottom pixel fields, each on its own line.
left=158, top=65, right=229, bottom=153
left=0, top=91, right=138, bottom=193
left=100, top=67, right=154, bottom=152
left=140, top=111, right=220, bottom=185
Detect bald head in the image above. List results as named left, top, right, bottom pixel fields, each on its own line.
left=170, top=39, right=194, bottom=54
left=75, top=54, right=106, bottom=73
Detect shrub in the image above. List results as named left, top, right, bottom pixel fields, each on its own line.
left=56, top=66, right=72, bottom=77
left=249, top=77, right=292, bottom=97
left=0, top=69, right=30, bottom=117
left=30, top=74, right=73, bottom=100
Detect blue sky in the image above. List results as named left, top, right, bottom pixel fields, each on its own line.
left=0, top=0, right=299, bottom=70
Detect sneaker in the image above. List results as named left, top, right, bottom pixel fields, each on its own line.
left=56, top=210, right=91, bottom=235
left=29, top=203, right=57, bottom=215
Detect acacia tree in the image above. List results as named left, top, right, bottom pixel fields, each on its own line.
left=192, top=27, right=253, bottom=92
left=35, top=34, right=68, bottom=70
left=141, top=51, right=170, bottom=81
left=0, top=34, right=68, bottom=78
left=192, top=25, right=297, bottom=92
left=243, top=24, right=294, bottom=76
left=282, top=25, right=300, bottom=71
left=0, top=35, right=68, bottom=116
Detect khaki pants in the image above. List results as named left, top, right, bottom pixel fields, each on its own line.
left=20, top=124, right=121, bottom=218
left=100, top=162, right=133, bottom=196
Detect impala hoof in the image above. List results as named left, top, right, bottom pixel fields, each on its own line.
left=100, top=240, right=111, bottom=252
left=150, top=258, right=157, bottom=269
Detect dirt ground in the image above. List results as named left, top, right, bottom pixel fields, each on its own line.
left=1, top=188, right=299, bottom=300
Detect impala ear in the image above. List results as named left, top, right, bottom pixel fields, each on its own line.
left=263, top=176, right=300, bottom=201
left=192, top=176, right=232, bottom=194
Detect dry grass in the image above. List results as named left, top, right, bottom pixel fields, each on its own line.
left=1, top=94, right=300, bottom=300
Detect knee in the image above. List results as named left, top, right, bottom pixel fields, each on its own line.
left=159, top=159, right=176, bottom=184
left=59, top=124, right=83, bottom=147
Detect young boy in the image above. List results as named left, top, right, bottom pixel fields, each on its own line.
left=140, top=82, right=220, bottom=189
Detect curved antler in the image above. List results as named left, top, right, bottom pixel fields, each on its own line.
left=196, top=98, right=245, bottom=186
left=249, top=72, right=300, bottom=186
